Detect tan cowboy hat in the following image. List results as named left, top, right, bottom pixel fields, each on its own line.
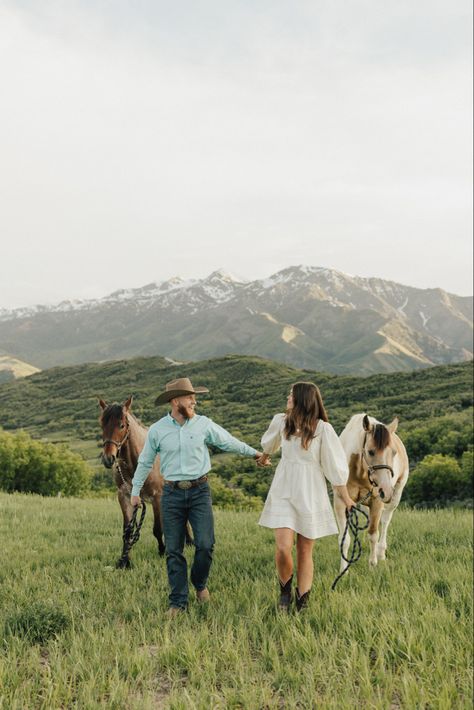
left=155, top=377, right=209, bottom=405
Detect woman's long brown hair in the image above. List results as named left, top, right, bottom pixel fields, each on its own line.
left=284, top=382, right=328, bottom=450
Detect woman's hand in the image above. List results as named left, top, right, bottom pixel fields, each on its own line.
left=345, top=498, right=357, bottom=513
left=334, top=485, right=356, bottom=512
left=130, top=495, right=142, bottom=507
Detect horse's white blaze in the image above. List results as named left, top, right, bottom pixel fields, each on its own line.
left=375, top=467, right=393, bottom=503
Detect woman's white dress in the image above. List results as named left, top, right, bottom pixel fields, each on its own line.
left=258, top=414, right=349, bottom=539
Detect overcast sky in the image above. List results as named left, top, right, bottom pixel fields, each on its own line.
left=0, top=0, right=472, bottom=308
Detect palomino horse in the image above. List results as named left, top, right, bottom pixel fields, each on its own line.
left=99, top=396, right=166, bottom=568
left=334, top=413, right=409, bottom=569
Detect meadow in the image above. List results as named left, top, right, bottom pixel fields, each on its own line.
left=0, top=493, right=472, bottom=709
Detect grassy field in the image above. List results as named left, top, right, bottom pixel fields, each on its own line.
left=0, top=493, right=472, bottom=709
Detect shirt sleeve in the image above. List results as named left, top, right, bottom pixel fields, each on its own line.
left=131, top=428, right=160, bottom=497
left=261, top=413, right=285, bottom=454
left=204, top=419, right=257, bottom=457
left=320, top=421, right=349, bottom=485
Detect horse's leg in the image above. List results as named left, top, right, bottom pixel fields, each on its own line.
left=377, top=507, right=394, bottom=561
left=151, top=495, right=166, bottom=557
left=117, top=488, right=134, bottom=569
left=333, top=490, right=350, bottom=573
left=377, top=484, right=403, bottom=560
left=368, top=498, right=384, bottom=567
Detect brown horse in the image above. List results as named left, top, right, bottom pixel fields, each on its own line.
left=99, top=396, right=166, bottom=567
left=334, top=413, right=409, bottom=569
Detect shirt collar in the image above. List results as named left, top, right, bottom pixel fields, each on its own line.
left=166, top=412, right=199, bottom=427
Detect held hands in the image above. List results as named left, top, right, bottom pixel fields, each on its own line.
left=130, top=495, right=142, bottom=507
left=255, top=451, right=272, bottom=467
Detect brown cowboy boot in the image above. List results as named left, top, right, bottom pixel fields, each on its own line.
left=165, top=607, right=185, bottom=619
left=196, top=588, right=210, bottom=603
left=278, top=575, right=293, bottom=612
left=295, top=587, right=311, bottom=612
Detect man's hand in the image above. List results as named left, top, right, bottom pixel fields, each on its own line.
left=255, top=451, right=272, bottom=467
left=130, top=495, right=142, bottom=507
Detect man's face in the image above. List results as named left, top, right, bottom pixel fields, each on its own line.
left=175, top=394, right=197, bottom=419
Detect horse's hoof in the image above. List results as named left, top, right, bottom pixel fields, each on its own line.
left=116, top=558, right=133, bottom=570
left=185, top=538, right=195, bottom=547
left=369, top=559, right=378, bottom=568
left=158, top=547, right=166, bottom=557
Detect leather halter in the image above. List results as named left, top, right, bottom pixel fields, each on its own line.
left=361, top=431, right=394, bottom=487
left=102, top=420, right=130, bottom=454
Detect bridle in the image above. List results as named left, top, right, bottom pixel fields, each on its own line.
left=361, top=431, right=394, bottom=488
left=102, top=420, right=130, bottom=456
left=101, top=417, right=132, bottom=491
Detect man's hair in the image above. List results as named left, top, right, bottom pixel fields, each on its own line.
left=284, top=382, right=328, bottom=450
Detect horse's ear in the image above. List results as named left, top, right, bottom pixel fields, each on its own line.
left=124, top=395, right=133, bottom=411
left=98, top=398, right=107, bottom=410
left=387, top=417, right=399, bottom=434
left=362, top=414, right=371, bottom=431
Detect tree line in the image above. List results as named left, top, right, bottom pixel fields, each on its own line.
left=0, top=355, right=472, bottom=507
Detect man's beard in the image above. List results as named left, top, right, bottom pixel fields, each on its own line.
left=178, top=403, right=195, bottom=420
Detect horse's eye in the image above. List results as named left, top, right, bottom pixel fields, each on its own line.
left=368, top=449, right=375, bottom=457
left=119, top=423, right=125, bottom=430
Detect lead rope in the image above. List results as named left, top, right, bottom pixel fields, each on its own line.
left=331, top=490, right=372, bottom=591
left=115, top=459, right=146, bottom=567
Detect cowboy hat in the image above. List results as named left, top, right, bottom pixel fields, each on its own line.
left=154, top=377, right=209, bottom=405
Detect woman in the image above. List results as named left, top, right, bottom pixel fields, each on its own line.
left=258, top=382, right=355, bottom=612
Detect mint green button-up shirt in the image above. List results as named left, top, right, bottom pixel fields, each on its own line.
left=131, top=413, right=257, bottom=496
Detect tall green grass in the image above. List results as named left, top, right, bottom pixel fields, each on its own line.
left=0, top=493, right=471, bottom=709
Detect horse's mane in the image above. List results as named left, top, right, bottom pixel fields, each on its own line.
left=100, top=404, right=124, bottom=426
left=372, top=423, right=390, bottom=451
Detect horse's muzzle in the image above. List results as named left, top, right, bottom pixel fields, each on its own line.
left=102, top=453, right=116, bottom=469
left=378, top=488, right=393, bottom=503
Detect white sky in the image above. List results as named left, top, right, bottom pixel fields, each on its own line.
left=0, top=0, right=472, bottom=308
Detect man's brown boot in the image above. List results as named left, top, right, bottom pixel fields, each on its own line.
left=165, top=607, right=184, bottom=619
left=196, top=588, right=210, bottom=603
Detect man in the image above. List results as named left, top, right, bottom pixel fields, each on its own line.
left=131, top=377, right=268, bottom=618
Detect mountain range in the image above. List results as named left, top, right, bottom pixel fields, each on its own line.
left=0, top=265, right=472, bottom=376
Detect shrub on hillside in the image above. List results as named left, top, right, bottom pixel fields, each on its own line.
left=0, top=429, right=92, bottom=496
left=404, top=453, right=473, bottom=507
left=402, top=412, right=473, bottom=463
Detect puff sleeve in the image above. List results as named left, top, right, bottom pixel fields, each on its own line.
left=320, top=421, right=349, bottom=485
left=261, top=413, right=285, bottom=454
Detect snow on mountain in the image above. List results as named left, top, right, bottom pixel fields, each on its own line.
left=0, top=266, right=471, bottom=334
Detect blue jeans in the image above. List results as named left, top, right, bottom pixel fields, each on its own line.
left=160, top=481, right=215, bottom=609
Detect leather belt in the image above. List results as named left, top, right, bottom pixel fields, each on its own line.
left=165, top=475, right=208, bottom=490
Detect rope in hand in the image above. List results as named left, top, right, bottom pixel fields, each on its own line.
left=331, top=491, right=371, bottom=591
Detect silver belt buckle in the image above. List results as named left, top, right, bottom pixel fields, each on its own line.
left=177, top=480, right=192, bottom=490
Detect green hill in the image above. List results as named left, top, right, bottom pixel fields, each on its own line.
left=0, top=354, right=472, bottom=501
